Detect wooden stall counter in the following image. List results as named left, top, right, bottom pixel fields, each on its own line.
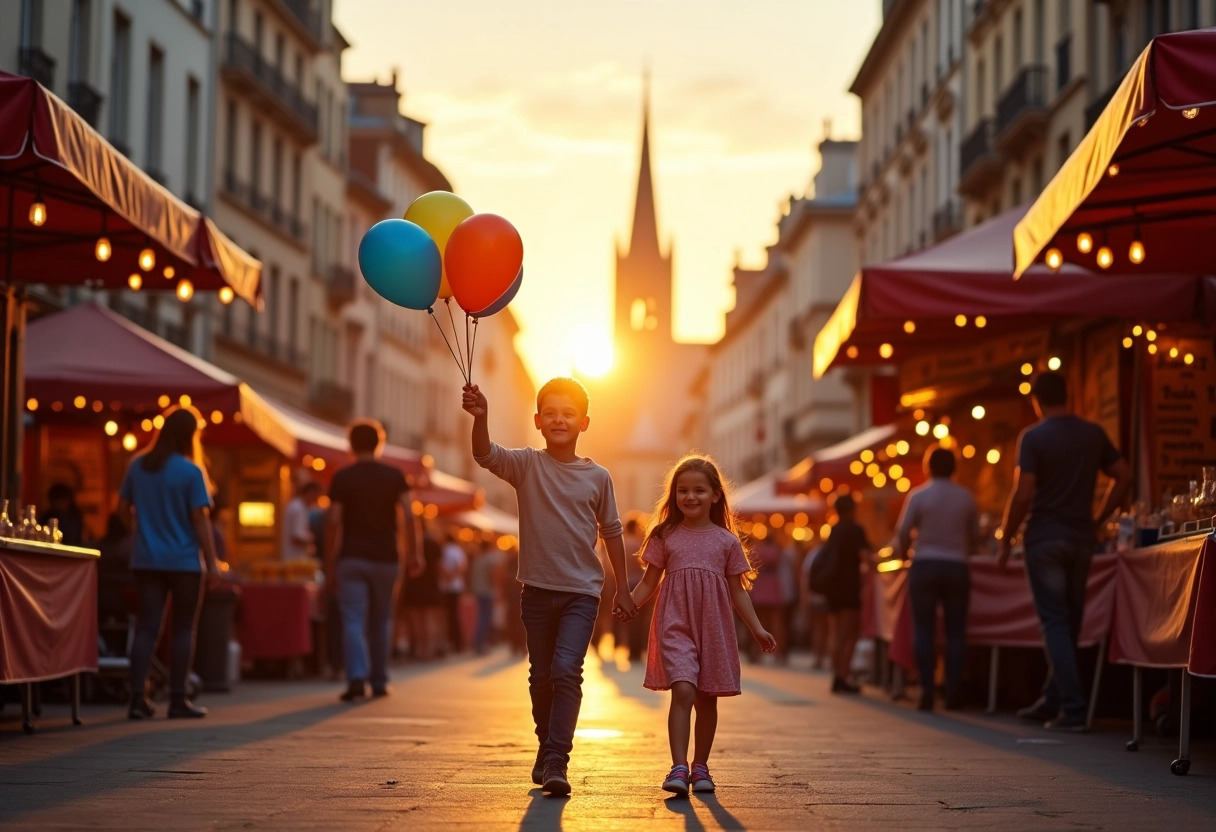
left=0, top=537, right=99, bottom=733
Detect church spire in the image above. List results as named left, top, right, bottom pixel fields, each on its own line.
left=628, top=70, right=661, bottom=259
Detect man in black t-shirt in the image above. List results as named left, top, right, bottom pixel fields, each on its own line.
left=998, top=372, right=1132, bottom=732
left=325, top=419, right=422, bottom=702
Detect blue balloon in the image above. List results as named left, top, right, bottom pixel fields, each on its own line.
left=471, top=267, right=523, bottom=318
left=357, top=219, right=441, bottom=310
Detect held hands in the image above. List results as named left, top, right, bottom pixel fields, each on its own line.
left=754, top=628, right=777, bottom=653
left=612, top=590, right=639, bottom=622
left=995, top=537, right=1013, bottom=569
left=461, top=384, right=488, bottom=417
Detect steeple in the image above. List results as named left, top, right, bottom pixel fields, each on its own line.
left=628, top=70, right=661, bottom=259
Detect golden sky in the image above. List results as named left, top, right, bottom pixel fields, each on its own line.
left=334, top=0, right=882, bottom=385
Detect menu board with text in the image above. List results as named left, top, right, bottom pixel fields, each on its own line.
left=1150, top=337, right=1216, bottom=498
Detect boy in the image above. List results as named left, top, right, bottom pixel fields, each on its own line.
left=462, top=378, right=637, bottom=796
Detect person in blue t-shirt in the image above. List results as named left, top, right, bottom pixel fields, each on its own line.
left=997, top=371, right=1132, bottom=733
left=118, top=405, right=221, bottom=721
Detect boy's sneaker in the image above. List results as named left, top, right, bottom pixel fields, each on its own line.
left=542, top=762, right=570, bottom=796
left=531, top=748, right=546, bottom=786
left=690, top=763, right=715, bottom=793
left=662, top=764, right=690, bottom=796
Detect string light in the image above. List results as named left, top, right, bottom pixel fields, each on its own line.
left=95, top=235, right=112, bottom=262
left=972, top=405, right=986, bottom=419
left=889, top=464, right=904, bottom=479
left=1148, top=343, right=1158, bottom=355
left=1185, top=353, right=1195, bottom=365
left=879, top=343, right=894, bottom=358
left=1048, top=356, right=1062, bottom=370
left=1129, top=216, right=1145, bottom=264
left=954, top=314, right=968, bottom=327
left=122, top=432, right=138, bottom=451
left=1021, top=363, right=1034, bottom=376
left=932, top=423, right=950, bottom=439
left=986, top=448, right=1002, bottom=464
left=211, top=410, right=224, bottom=424
left=163, top=265, right=175, bottom=279
left=176, top=279, right=194, bottom=302
left=74, top=395, right=86, bottom=409
left=29, top=190, right=47, bottom=226
left=915, top=420, right=931, bottom=436
left=1108, top=163, right=1120, bottom=177
left=962, top=445, right=976, bottom=459
left=158, top=394, right=170, bottom=407
left=903, top=320, right=916, bottom=334
left=179, top=394, right=192, bottom=407
left=1132, top=325, right=1143, bottom=336
left=860, top=450, right=875, bottom=463
left=1077, top=232, right=1093, bottom=254
left=1183, top=108, right=1199, bottom=119
left=1146, top=329, right=1157, bottom=342
left=896, top=440, right=910, bottom=455
left=1045, top=247, right=1063, bottom=270
left=895, top=478, right=911, bottom=493
left=218, top=286, right=235, bottom=305
left=26, top=398, right=38, bottom=411
left=104, top=421, right=118, bottom=436
left=849, top=460, right=864, bottom=475
left=1096, top=243, right=1113, bottom=269
left=1019, top=381, right=1032, bottom=395
left=1122, top=337, right=1133, bottom=348
left=975, top=315, right=987, bottom=328
left=138, top=245, right=156, bottom=271
left=1169, top=347, right=1179, bottom=358
left=128, top=273, right=142, bottom=291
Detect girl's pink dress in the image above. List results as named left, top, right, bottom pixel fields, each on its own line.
left=642, top=525, right=751, bottom=695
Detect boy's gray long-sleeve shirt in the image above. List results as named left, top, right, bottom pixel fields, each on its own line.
left=474, top=443, right=623, bottom=598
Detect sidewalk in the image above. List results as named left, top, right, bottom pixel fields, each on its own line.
left=3, top=646, right=1215, bottom=830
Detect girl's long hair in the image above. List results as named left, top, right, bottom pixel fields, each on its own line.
left=642, top=453, right=758, bottom=588
left=139, top=405, right=214, bottom=494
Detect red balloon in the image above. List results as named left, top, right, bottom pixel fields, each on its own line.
left=445, top=213, right=524, bottom=313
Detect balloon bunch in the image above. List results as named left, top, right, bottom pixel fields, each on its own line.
left=357, top=191, right=524, bottom=384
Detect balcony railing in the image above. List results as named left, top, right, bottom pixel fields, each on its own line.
left=959, top=118, right=1001, bottom=194
left=1056, top=34, right=1072, bottom=92
left=222, top=32, right=318, bottom=141
left=995, top=65, right=1049, bottom=155
left=309, top=380, right=354, bottom=424
left=932, top=202, right=962, bottom=241
left=67, top=81, right=103, bottom=127
left=18, top=47, right=55, bottom=89
left=283, top=0, right=323, bottom=42
left=244, top=330, right=306, bottom=370
left=325, top=264, right=356, bottom=308
left=222, top=169, right=306, bottom=242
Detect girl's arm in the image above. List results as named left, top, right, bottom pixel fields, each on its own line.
left=728, top=574, right=777, bottom=652
left=630, top=564, right=664, bottom=609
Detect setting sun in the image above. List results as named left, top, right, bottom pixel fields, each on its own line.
left=573, top=334, right=615, bottom=378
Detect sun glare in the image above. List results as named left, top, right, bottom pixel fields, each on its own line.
left=573, top=335, right=614, bottom=378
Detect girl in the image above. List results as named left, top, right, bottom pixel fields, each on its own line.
left=624, top=454, right=776, bottom=796
left=119, top=405, right=221, bottom=720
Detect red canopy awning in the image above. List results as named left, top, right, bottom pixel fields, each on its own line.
left=0, top=71, right=261, bottom=306
left=24, top=302, right=293, bottom=456
left=813, top=207, right=1208, bottom=377
left=1014, top=29, right=1216, bottom=277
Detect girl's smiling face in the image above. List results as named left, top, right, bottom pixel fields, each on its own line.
left=675, top=470, right=719, bottom=524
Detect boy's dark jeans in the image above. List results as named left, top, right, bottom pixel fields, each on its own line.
left=520, top=584, right=599, bottom=768
left=1024, top=539, right=1094, bottom=721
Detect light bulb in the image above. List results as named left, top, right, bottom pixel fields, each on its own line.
left=128, top=273, right=142, bottom=291
left=1045, top=247, right=1063, bottom=271
left=972, top=405, right=986, bottom=420
left=139, top=247, right=156, bottom=271
left=955, top=314, right=968, bottom=327
left=1129, top=239, right=1145, bottom=264
left=218, top=286, right=235, bottom=304
left=1077, top=232, right=1093, bottom=254
left=975, top=315, right=987, bottom=328
left=1108, top=164, right=1120, bottom=177
left=29, top=200, right=47, bottom=226
left=879, top=343, right=894, bottom=359
left=176, top=279, right=195, bottom=302
left=932, top=423, right=950, bottom=439
left=1183, top=108, right=1199, bottom=119
left=903, top=320, right=916, bottom=334
left=986, top=449, right=1002, bottom=464
left=95, top=236, right=112, bottom=262
left=163, top=265, right=175, bottom=279
left=1048, top=356, right=1062, bottom=371
left=104, top=420, right=118, bottom=436
left=122, top=432, right=138, bottom=451
left=916, top=420, right=931, bottom=436
left=1096, top=245, right=1113, bottom=269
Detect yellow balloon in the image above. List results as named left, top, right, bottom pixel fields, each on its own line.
left=404, top=191, right=474, bottom=298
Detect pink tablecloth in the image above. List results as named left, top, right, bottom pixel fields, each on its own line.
left=1108, top=533, right=1216, bottom=676
left=0, top=545, right=98, bottom=683
left=879, top=554, right=1118, bottom=672
left=237, top=582, right=319, bottom=661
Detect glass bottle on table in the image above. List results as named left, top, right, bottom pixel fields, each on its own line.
left=0, top=499, right=12, bottom=537
left=1195, top=467, right=1216, bottom=522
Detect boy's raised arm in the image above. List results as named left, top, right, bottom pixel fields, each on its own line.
left=462, top=384, right=491, bottom=457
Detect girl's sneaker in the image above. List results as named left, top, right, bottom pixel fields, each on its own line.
left=662, top=764, right=690, bottom=796
left=690, top=763, right=716, bottom=792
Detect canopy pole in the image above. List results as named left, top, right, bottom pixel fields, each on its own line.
left=2, top=183, right=23, bottom=507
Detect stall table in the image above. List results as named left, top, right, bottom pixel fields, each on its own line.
left=0, top=537, right=99, bottom=732
left=1109, top=533, right=1215, bottom=774
left=874, top=554, right=1117, bottom=720
left=236, top=582, right=320, bottom=666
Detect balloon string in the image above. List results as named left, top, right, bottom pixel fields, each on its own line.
left=443, top=298, right=469, bottom=381
left=428, top=307, right=468, bottom=385
left=468, top=316, right=480, bottom=386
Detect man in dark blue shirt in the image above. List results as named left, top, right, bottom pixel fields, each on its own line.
left=997, top=371, right=1132, bottom=732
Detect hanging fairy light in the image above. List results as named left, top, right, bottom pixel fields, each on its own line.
left=127, top=273, right=142, bottom=291
left=845, top=345, right=859, bottom=359
left=218, top=286, right=235, bottom=305
left=138, top=241, right=156, bottom=271
left=176, top=279, right=194, bottom=302
left=932, top=423, right=950, bottom=439
left=1128, top=215, right=1145, bottom=265
left=95, top=212, right=111, bottom=262
left=975, top=315, right=987, bottom=328
left=1148, top=343, right=1159, bottom=355
left=1048, top=356, right=1062, bottom=370
left=1096, top=237, right=1114, bottom=269
left=915, top=420, right=931, bottom=436
left=163, top=265, right=175, bottom=279
left=879, top=343, right=894, bottom=359
left=1077, top=232, right=1093, bottom=254
left=903, top=320, right=916, bottom=334
left=1045, top=247, right=1063, bottom=271
left=972, top=405, right=986, bottom=420
left=29, top=188, right=47, bottom=226
left=122, top=432, right=138, bottom=451
left=1183, top=108, right=1199, bottom=119
left=104, top=421, right=119, bottom=436
left=955, top=314, right=968, bottom=327
left=1108, top=163, right=1120, bottom=177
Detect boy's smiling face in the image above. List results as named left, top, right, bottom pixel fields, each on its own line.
left=534, top=392, right=589, bottom=448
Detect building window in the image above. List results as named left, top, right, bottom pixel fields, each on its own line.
left=253, top=11, right=263, bottom=53
left=69, top=0, right=91, bottom=83
left=268, top=265, right=280, bottom=344
left=1033, top=0, right=1044, bottom=64
left=1059, top=0, right=1072, bottom=35
left=146, top=45, right=165, bottom=175
left=109, top=11, right=131, bottom=148
left=291, top=152, right=301, bottom=218
left=21, top=0, right=43, bottom=49
left=274, top=32, right=284, bottom=72
left=249, top=119, right=262, bottom=201
left=185, top=77, right=200, bottom=202
left=224, top=98, right=237, bottom=182
left=630, top=298, right=656, bottom=331
left=994, top=36, right=1004, bottom=93
left=227, top=0, right=238, bottom=33
left=272, top=137, right=283, bottom=212
left=1058, top=132, right=1071, bottom=168
left=1013, top=9, right=1024, bottom=65
left=288, top=277, right=299, bottom=354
